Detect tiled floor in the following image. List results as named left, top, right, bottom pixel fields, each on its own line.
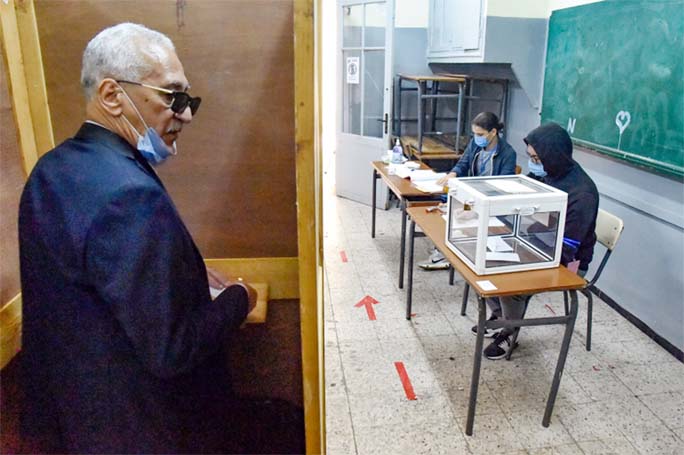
left=324, top=193, right=684, bottom=455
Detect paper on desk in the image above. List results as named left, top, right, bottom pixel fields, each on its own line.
left=415, top=182, right=445, bottom=193
left=392, top=165, right=413, bottom=179
left=443, top=216, right=505, bottom=228
left=487, top=236, right=513, bottom=252
left=486, top=252, right=521, bottom=262
left=409, top=170, right=446, bottom=182
left=476, top=280, right=497, bottom=291
left=487, top=180, right=536, bottom=194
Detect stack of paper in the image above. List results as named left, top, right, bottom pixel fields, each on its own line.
left=393, top=165, right=413, bottom=179
left=410, top=170, right=447, bottom=193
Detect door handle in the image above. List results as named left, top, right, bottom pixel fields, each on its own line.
left=376, top=113, right=388, bottom=134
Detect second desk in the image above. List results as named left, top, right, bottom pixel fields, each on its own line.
left=371, top=160, right=443, bottom=289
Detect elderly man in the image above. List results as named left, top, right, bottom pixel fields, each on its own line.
left=481, top=122, right=599, bottom=360
left=19, top=23, right=256, bottom=453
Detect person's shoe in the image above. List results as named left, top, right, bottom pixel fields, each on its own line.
left=471, top=314, right=502, bottom=338
left=418, top=258, right=450, bottom=270
left=483, top=332, right=517, bottom=360
left=429, top=249, right=445, bottom=263
left=418, top=249, right=449, bottom=270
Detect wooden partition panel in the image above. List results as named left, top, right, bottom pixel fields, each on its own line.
left=0, top=51, right=24, bottom=304
left=35, top=0, right=297, bottom=258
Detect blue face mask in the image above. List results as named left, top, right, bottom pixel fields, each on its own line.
left=136, top=127, right=175, bottom=165
left=528, top=159, right=547, bottom=177
left=473, top=135, right=489, bottom=148
left=120, top=87, right=176, bottom=165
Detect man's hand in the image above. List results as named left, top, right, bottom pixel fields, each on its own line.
left=436, top=172, right=456, bottom=186
left=206, top=267, right=257, bottom=314
left=237, top=281, right=258, bottom=314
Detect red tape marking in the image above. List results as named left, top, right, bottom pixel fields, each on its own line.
left=364, top=302, right=376, bottom=321
left=394, top=361, right=417, bottom=401
left=354, top=295, right=378, bottom=321
left=340, top=250, right=348, bottom=263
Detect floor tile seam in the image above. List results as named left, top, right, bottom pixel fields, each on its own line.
left=632, top=392, right=682, bottom=434
left=567, top=367, right=625, bottom=402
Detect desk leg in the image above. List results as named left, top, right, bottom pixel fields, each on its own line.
left=460, top=283, right=470, bottom=316
left=542, top=290, right=578, bottom=427
left=449, top=266, right=455, bottom=285
left=456, top=83, right=464, bottom=152
left=371, top=169, right=377, bottom=238
left=418, top=82, right=425, bottom=152
left=465, top=297, right=487, bottom=436
left=398, top=198, right=407, bottom=289
left=405, top=220, right=416, bottom=320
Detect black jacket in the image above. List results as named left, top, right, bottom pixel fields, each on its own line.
left=525, top=123, right=599, bottom=271
left=19, top=123, right=248, bottom=453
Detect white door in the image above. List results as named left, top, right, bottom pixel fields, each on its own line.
left=336, top=0, right=394, bottom=206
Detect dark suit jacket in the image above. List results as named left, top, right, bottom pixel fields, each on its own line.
left=18, top=123, right=248, bottom=453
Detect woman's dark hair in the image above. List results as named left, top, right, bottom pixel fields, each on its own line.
left=472, top=112, right=504, bottom=133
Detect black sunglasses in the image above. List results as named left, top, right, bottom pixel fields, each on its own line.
left=116, top=80, right=201, bottom=115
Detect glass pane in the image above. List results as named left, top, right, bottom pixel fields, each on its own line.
left=364, top=3, right=385, bottom=47
left=342, top=50, right=361, bottom=135
left=342, top=4, right=363, bottom=48
left=363, top=50, right=385, bottom=138
left=518, top=211, right=560, bottom=260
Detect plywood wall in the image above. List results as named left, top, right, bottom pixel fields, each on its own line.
left=0, top=50, right=25, bottom=304
left=34, top=0, right=297, bottom=259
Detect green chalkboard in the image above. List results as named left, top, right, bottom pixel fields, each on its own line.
left=541, top=0, right=684, bottom=178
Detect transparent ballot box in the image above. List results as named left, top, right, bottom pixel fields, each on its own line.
left=445, top=175, right=568, bottom=275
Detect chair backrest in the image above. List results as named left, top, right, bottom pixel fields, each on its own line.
left=595, top=208, right=624, bottom=251
left=515, top=165, right=522, bottom=175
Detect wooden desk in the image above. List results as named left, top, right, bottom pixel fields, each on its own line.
left=371, top=161, right=443, bottom=289
left=405, top=207, right=586, bottom=436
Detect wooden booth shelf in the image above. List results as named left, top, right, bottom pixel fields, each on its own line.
left=400, top=135, right=465, bottom=162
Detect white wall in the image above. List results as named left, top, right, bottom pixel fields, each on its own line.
left=395, top=0, right=428, bottom=27
left=548, top=0, right=602, bottom=15
left=488, top=0, right=549, bottom=18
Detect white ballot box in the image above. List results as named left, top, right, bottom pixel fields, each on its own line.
left=445, top=175, right=568, bottom=275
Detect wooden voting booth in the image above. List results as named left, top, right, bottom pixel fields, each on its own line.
left=0, top=0, right=324, bottom=453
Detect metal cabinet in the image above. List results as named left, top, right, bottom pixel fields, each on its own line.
left=427, top=0, right=485, bottom=61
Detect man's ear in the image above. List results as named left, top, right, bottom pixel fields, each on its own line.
left=97, top=78, right=124, bottom=116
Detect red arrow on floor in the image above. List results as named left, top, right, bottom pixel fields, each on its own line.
left=354, top=295, right=379, bottom=321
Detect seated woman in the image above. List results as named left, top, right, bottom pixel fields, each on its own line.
left=419, top=112, right=517, bottom=271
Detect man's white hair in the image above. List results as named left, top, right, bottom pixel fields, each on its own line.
left=80, top=23, right=175, bottom=100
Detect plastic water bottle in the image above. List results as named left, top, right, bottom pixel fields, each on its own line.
left=391, top=139, right=403, bottom=164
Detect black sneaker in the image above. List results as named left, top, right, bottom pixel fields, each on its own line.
left=483, top=332, right=517, bottom=360
left=471, top=314, right=502, bottom=338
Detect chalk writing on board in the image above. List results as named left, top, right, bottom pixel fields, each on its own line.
left=615, top=110, right=631, bottom=151
left=567, top=117, right=576, bottom=134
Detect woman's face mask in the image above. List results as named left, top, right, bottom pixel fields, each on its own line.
left=473, top=134, right=489, bottom=148
left=472, top=126, right=495, bottom=148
